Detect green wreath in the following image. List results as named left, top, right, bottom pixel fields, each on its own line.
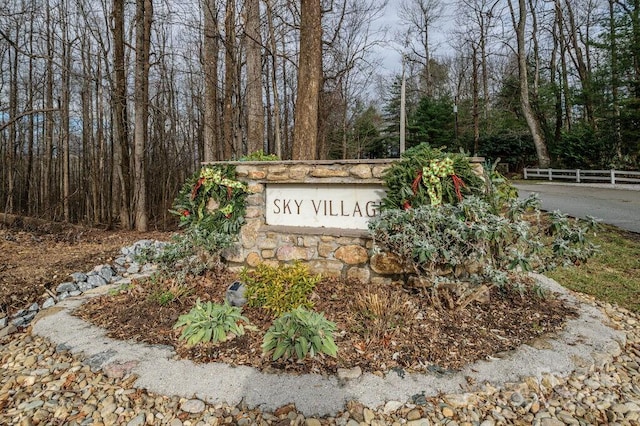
left=171, top=165, right=249, bottom=236
left=381, top=144, right=484, bottom=210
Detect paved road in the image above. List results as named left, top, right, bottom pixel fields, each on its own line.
left=514, top=182, right=640, bottom=233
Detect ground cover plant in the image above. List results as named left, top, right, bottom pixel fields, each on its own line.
left=72, top=147, right=599, bottom=375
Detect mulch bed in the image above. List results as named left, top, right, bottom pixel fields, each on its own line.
left=75, top=268, right=577, bottom=375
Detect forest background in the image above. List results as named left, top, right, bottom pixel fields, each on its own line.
left=1, top=0, right=639, bottom=231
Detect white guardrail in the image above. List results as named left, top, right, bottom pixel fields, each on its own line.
left=523, top=168, right=640, bottom=184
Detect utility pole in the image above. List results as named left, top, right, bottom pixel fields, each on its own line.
left=400, top=56, right=406, bottom=155
left=454, top=96, right=459, bottom=141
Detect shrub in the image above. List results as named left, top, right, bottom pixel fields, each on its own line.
left=369, top=194, right=599, bottom=309
left=239, top=150, right=280, bottom=161
left=136, top=226, right=234, bottom=279
left=174, top=300, right=253, bottom=346
left=262, top=307, right=338, bottom=361
left=240, top=262, right=320, bottom=316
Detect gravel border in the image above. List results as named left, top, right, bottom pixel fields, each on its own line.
left=28, top=273, right=626, bottom=417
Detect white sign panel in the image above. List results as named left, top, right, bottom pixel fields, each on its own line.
left=265, top=184, right=386, bottom=230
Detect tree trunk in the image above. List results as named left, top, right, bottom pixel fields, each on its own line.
left=292, top=0, right=322, bottom=160
left=5, top=26, right=18, bottom=214
left=564, top=0, right=595, bottom=128
left=133, top=0, right=152, bottom=231
left=44, top=2, right=54, bottom=219
left=244, top=0, right=264, bottom=154
left=112, top=0, right=132, bottom=228
left=61, top=0, right=71, bottom=222
left=265, top=0, right=282, bottom=157
left=610, top=0, right=622, bottom=158
left=203, top=0, right=220, bottom=162
left=511, top=0, right=550, bottom=167
left=472, top=43, right=480, bottom=155
left=551, top=15, right=563, bottom=143
left=223, top=0, right=236, bottom=159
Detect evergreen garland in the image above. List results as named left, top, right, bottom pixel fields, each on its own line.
left=381, top=144, right=484, bottom=210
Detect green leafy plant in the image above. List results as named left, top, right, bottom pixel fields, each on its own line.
left=136, top=226, right=234, bottom=279
left=483, top=159, right=519, bottom=213
left=262, top=307, right=338, bottom=361
left=369, top=193, right=599, bottom=309
left=381, top=143, right=484, bottom=210
left=108, top=281, right=133, bottom=296
left=174, top=300, right=253, bottom=346
left=240, top=262, right=320, bottom=316
left=239, top=150, right=280, bottom=161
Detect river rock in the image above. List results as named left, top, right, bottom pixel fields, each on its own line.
left=180, top=399, right=206, bottom=414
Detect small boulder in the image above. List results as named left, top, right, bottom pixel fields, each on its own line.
left=42, top=298, right=56, bottom=309
left=78, top=282, right=92, bottom=292
left=98, top=266, right=114, bottom=282
left=71, top=272, right=88, bottom=282
left=56, top=282, right=78, bottom=294
left=87, top=275, right=108, bottom=288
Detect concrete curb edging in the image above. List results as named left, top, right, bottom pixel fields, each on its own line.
left=31, top=273, right=625, bottom=417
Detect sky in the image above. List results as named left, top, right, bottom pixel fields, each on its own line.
left=373, top=1, right=456, bottom=76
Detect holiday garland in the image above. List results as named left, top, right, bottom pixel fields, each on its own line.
left=171, top=165, right=249, bottom=236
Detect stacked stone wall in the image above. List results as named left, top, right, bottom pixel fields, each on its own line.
left=200, top=160, right=398, bottom=284
left=203, top=159, right=483, bottom=285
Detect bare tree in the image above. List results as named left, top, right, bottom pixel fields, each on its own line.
left=244, top=0, right=264, bottom=154
left=322, top=0, right=388, bottom=159
left=398, top=0, right=444, bottom=97
left=265, top=0, right=283, bottom=157
left=292, top=0, right=322, bottom=159
left=203, top=0, right=221, bottom=162
left=112, top=0, right=132, bottom=228
left=133, top=0, right=153, bottom=231
left=508, top=0, right=550, bottom=167
left=222, top=0, right=237, bottom=159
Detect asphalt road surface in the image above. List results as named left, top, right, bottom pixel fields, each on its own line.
left=514, top=182, right=640, bottom=233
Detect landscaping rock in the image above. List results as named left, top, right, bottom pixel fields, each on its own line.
left=87, top=274, right=107, bottom=288
left=97, top=265, right=114, bottom=282
left=71, top=272, right=88, bottom=282
left=56, top=282, right=77, bottom=293
left=41, top=298, right=55, bottom=309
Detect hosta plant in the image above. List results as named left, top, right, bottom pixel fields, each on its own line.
left=262, top=307, right=338, bottom=361
left=174, top=300, right=253, bottom=346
